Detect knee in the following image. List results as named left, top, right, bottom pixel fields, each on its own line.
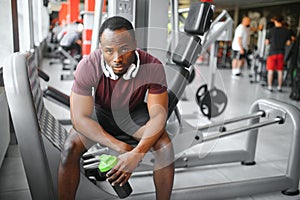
left=153, top=132, right=173, bottom=151
left=152, top=132, right=174, bottom=164
left=60, top=136, right=85, bottom=166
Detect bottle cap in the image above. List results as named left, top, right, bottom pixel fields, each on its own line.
left=98, top=154, right=118, bottom=172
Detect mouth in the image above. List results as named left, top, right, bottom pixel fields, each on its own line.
left=112, top=65, right=123, bottom=70
left=111, top=65, right=125, bottom=74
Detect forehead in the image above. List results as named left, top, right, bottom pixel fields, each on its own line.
left=100, top=28, right=134, bottom=46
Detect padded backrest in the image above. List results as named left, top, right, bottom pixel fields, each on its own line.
left=4, top=52, right=68, bottom=200
left=167, top=2, right=214, bottom=115
left=165, top=63, right=189, bottom=117
left=27, top=54, right=68, bottom=150
left=184, top=2, right=213, bottom=35
left=172, top=34, right=202, bottom=68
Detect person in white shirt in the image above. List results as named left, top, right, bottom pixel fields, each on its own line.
left=231, top=16, right=251, bottom=76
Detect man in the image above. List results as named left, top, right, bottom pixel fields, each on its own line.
left=231, top=16, right=251, bottom=77
left=58, top=16, right=174, bottom=200
left=59, top=22, right=83, bottom=59
left=265, top=15, right=291, bottom=92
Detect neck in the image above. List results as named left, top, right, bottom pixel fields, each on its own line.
left=274, top=21, right=283, bottom=27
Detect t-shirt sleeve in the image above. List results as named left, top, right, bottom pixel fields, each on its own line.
left=236, top=25, right=244, bottom=38
left=72, top=56, right=99, bottom=96
left=148, top=62, right=168, bottom=94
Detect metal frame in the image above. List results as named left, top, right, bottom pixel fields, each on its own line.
left=204, top=10, right=234, bottom=90
left=58, top=46, right=78, bottom=80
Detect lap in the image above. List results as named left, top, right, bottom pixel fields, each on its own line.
left=96, top=103, right=150, bottom=137
left=65, top=104, right=171, bottom=151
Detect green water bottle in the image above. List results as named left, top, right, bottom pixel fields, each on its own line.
left=98, top=154, right=133, bottom=199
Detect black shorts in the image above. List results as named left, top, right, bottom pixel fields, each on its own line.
left=232, top=50, right=246, bottom=60
left=95, top=103, right=149, bottom=137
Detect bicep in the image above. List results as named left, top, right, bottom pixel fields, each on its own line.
left=70, top=92, right=94, bottom=126
left=147, top=91, right=168, bottom=120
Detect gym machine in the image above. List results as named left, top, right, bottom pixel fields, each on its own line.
left=4, top=1, right=300, bottom=200
left=195, top=9, right=233, bottom=119
left=249, top=17, right=268, bottom=85
left=166, top=1, right=233, bottom=119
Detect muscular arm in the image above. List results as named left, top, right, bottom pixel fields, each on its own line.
left=132, top=90, right=168, bottom=155
left=70, top=92, right=133, bottom=153
left=107, top=91, right=169, bottom=185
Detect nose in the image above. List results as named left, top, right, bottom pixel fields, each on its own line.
left=113, top=51, right=123, bottom=64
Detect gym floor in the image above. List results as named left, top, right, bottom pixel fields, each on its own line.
left=0, top=56, right=300, bottom=200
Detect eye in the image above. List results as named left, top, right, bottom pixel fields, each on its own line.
left=121, top=47, right=129, bottom=53
left=105, top=48, right=113, bottom=55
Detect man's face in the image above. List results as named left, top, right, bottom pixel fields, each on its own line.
left=243, top=17, right=251, bottom=28
left=100, top=28, right=136, bottom=76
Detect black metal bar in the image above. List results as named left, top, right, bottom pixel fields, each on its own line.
left=11, top=0, right=19, bottom=52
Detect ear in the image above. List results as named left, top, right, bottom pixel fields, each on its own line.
left=133, top=39, right=137, bottom=49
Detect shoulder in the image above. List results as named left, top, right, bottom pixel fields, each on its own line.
left=137, top=49, right=164, bottom=76
left=237, top=24, right=243, bottom=30
left=78, top=50, right=102, bottom=73
left=82, top=49, right=101, bottom=65
left=136, top=50, right=166, bottom=84
left=137, top=49, right=162, bottom=65
left=75, top=49, right=102, bottom=84
left=270, top=27, right=276, bottom=32
left=235, top=24, right=244, bottom=35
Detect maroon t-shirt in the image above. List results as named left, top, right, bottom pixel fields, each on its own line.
left=72, top=49, right=167, bottom=112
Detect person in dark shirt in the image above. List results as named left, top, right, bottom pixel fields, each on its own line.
left=284, top=24, right=298, bottom=86
left=58, top=16, right=174, bottom=200
left=265, top=15, right=291, bottom=92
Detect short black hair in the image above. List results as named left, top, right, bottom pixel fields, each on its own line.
left=273, top=15, right=284, bottom=23
left=99, top=16, right=135, bottom=42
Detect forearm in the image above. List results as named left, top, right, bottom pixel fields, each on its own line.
left=132, top=114, right=166, bottom=155
left=132, top=92, right=168, bottom=155
left=238, top=38, right=244, bottom=52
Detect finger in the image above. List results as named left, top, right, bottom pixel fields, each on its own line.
left=111, top=173, right=126, bottom=186
left=107, top=162, right=121, bottom=177
left=120, top=173, right=132, bottom=187
left=106, top=168, right=117, bottom=177
left=112, top=172, right=131, bottom=186
left=107, top=170, right=121, bottom=182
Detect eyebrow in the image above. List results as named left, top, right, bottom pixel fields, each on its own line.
left=102, top=44, right=130, bottom=49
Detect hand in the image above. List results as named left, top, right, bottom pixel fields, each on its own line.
left=240, top=48, right=245, bottom=55
left=118, top=142, right=134, bottom=154
left=107, top=151, right=144, bottom=186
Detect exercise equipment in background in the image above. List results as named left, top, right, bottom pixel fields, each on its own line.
left=195, top=84, right=227, bottom=118
left=194, top=9, right=233, bottom=118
